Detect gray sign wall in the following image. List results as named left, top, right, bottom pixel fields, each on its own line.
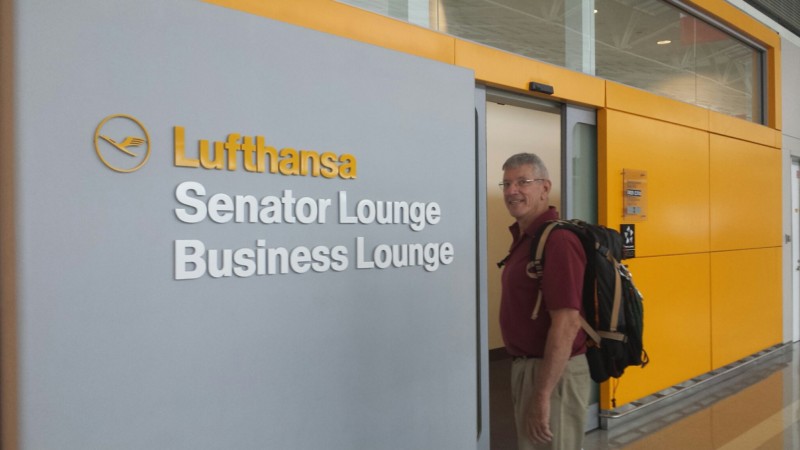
left=12, top=0, right=478, bottom=448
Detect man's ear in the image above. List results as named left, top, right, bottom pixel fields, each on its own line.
left=541, top=179, right=552, bottom=198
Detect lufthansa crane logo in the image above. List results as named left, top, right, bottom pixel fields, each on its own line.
left=94, top=114, right=151, bottom=172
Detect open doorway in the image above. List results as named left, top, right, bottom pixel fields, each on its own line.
left=485, top=96, right=561, bottom=353
left=482, top=89, right=597, bottom=448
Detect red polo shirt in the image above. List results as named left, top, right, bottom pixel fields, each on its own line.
left=499, top=207, right=587, bottom=357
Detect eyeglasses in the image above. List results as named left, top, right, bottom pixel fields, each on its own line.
left=498, top=178, right=547, bottom=190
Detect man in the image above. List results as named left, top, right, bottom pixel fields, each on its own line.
left=498, top=153, right=590, bottom=450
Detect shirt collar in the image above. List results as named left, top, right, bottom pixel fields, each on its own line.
left=509, top=206, right=560, bottom=241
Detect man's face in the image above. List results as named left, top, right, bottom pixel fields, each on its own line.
left=502, top=164, right=550, bottom=225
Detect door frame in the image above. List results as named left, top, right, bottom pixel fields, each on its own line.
left=791, top=158, right=800, bottom=343
left=478, top=87, right=601, bottom=442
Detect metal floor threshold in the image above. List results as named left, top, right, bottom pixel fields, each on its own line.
left=598, top=343, right=791, bottom=430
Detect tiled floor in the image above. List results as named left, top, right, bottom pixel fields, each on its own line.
left=490, top=342, right=800, bottom=449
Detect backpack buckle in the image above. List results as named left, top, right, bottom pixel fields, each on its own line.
left=526, top=260, right=543, bottom=279
left=618, top=263, right=632, bottom=280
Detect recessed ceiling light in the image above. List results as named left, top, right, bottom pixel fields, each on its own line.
left=657, top=40, right=672, bottom=45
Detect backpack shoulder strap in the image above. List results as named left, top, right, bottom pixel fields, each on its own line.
left=527, top=220, right=606, bottom=347
left=527, top=220, right=566, bottom=320
left=579, top=316, right=602, bottom=346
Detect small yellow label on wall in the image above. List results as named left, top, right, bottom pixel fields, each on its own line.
left=623, top=169, right=647, bottom=221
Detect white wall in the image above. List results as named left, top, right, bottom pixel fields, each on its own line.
left=11, top=0, right=480, bottom=448
left=783, top=36, right=800, bottom=342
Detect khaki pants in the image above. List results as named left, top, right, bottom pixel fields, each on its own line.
left=511, top=355, right=591, bottom=450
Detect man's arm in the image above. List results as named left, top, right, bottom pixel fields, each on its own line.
left=525, top=307, right=582, bottom=444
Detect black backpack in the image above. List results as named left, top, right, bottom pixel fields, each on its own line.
left=528, top=219, right=649, bottom=385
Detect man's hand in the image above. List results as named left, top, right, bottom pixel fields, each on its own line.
left=526, top=395, right=553, bottom=443
left=527, top=308, right=582, bottom=444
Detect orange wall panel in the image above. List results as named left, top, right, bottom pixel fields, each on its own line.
left=709, top=110, right=781, bottom=147
left=601, top=254, right=711, bottom=409
left=606, top=81, right=709, bottom=131
left=767, top=43, right=781, bottom=130
left=709, top=135, right=781, bottom=251
left=1, top=0, right=17, bottom=447
left=710, top=248, right=782, bottom=369
left=601, top=110, right=709, bottom=256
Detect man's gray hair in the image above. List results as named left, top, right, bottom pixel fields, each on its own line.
left=502, top=153, right=549, bottom=179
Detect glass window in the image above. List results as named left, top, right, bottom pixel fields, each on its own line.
left=339, top=0, right=765, bottom=123
left=594, top=1, right=762, bottom=122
